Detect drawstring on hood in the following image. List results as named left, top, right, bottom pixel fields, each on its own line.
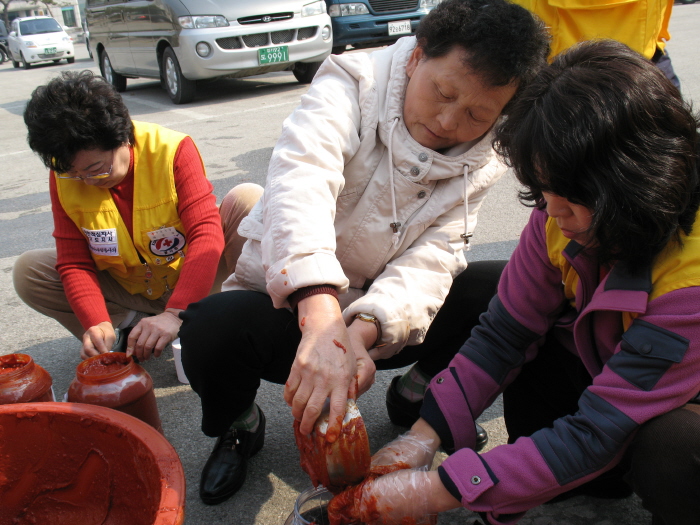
left=387, top=117, right=402, bottom=247
left=387, top=117, right=473, bottom=250
left=461, top=164, right=473, bottom=251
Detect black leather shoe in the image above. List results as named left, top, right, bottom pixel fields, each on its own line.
left=386, top=375, right=488, bottom=452
left=199, top=406, right=266, bottom=505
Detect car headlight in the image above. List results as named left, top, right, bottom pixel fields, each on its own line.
left=419, top=0, right=443, bottom=7
left=24, top=40, right=37, bottom=48
left=328, top=3, right=370, bottom=17
left=178, top=15, right=229, bottom=29
left=62, top=36, right=71, bottom=42
left=302, top=1, right=326, bottom=16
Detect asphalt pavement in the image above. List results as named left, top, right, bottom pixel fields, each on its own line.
left=1, top=6, right=700, bottom=524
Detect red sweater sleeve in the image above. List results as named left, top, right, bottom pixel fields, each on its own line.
left=165, top=137, right=224, bottom=311
left=52, top=174, right=110, bottom=330
left=52, top=137, right=223, bottom=331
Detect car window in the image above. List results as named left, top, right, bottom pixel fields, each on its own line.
left=19, top=18, right=63, bottom=36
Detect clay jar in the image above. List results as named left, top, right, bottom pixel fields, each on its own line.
left=0, top=353, right=55, bottom=404
left=67, top=352, right=163, bottom=433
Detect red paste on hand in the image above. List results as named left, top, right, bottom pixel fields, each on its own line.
left=332, top=339, right=347, bottom=354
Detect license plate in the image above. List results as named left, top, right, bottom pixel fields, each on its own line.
left=388, top=20, right=412, bottom=36
left=44, top=47, right=57, bottom=55
left=258, top=46, right=289, bottom=65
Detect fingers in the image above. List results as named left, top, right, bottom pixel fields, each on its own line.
left=324, top=388, right=349, bottom=443
left=283, top=371, right=301, bottom=407
left=126, top=313, right=180, bottom=360
left=82, top=322, right=115, bottom=360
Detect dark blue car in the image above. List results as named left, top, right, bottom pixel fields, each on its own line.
left=325, top=0, right=442, bottom=54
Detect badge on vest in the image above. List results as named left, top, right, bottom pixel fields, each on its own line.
left=82, top=228, right=119, bottom=256
left=147, top=227, right=186, bottom=257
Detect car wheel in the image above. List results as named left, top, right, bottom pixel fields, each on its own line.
left=53, top=59, right=60, bottom=63
left=0, top=48, right=7, bottom=64
left=12, top=56, right=19, bottom=68
left=20, top=52, right=31, bottom=69
left=332, top=45, right=346, bottom=55
left=292, top=61, right=322, bottom=84
left=67, top=56, right=75, bottom=64
left=86, top=39, right=93, bottom=59
left=161, top=47, right=196, bottom=104
left=100, top=50, right=127, bottom=92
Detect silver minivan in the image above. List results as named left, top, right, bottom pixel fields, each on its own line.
left=85, top=0, right=333, bottom=104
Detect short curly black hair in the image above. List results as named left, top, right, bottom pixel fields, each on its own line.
left=24, top=70, right=134, bottom=174
left=496, top=40, right=700, bottom=270
left=416, top=0, right=549, bottom=111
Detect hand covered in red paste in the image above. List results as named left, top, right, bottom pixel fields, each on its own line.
left=284, top=294, right=358, bottom=438
left=329, top=468, right=440, bottom=525
left=370, top=423, right=440, bottom=473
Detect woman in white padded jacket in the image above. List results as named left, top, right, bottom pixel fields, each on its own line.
left=179, top=0, right=550, bottom=505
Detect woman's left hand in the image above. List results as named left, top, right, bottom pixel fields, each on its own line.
left=126, top=309, right=182, bottom=361
left=330, top=469, right=458, bottom=525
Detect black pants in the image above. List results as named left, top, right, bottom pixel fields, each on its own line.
left=180, top=260, right=507, bottom=437
left=504, top=337, right=700, bottom=524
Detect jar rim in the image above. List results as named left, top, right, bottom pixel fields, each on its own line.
left=76, top=353, right=136, bottom=383
left=0, top=353, right=34, bottom=381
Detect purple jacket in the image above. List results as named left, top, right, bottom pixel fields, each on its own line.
left=421, top=208, right=700, bottom=524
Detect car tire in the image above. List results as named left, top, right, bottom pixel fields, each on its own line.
left=53, top=59, right=60, bottom=63
left=20, top=52, right=31, bottom=70
left=161, top=47, right=196, bottom=104
left=292, top=61, right=322, bottom=84
left=100, top=50, right=127, bottom=92
left=332, top=45, right=346, bottom=55
left=12, top=56, right=19, bottom=68
left=67, top=56, right=75, bottom=64
left=0, top=47, right=6, bottom=64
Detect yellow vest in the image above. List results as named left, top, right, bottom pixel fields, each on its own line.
left=545, top=209, right=700, bottom=329
left=511, top=0, right=673, bottom=59
left=56, top=121, right=190, bottom=299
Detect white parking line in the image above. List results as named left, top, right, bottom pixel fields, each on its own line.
left=0, top=149, right=31, bottom=158
left=158, top=100, right=298, bottom=127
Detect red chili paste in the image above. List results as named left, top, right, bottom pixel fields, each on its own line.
left=81, top=356, right=128, bottom=376
left=0, top=410, right=163, bottom=524
left=301, top=317, right=306, bottom=327
left=332, top=340, right=347, bottom=354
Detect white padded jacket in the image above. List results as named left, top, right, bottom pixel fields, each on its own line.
left=223, top=37, right=507, bottom=359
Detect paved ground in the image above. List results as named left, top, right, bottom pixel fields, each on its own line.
left=1, top=5, right=699, bottom=524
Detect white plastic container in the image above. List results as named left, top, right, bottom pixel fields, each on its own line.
left=171, top=338, right=189, bottom=384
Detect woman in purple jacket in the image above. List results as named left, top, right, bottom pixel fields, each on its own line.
left=330, top=40, right=700, bottom=525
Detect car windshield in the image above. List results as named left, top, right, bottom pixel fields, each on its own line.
left=19, top=18, right=62, bottom=36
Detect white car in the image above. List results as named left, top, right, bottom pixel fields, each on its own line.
left=8, top=16, right=75, bottom=69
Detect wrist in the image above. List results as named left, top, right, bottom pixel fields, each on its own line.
left=353, top=313, right=382, bottom=348
left=164, top=309, right=183, bottom=322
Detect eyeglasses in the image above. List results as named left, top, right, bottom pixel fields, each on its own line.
left=57, top=149, right=115, bottom=180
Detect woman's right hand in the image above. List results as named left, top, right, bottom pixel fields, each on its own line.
left=370, top=419, right=441, bottom=472
left=284, top=293, right=358, bottom=440
left=81, top=321, right=116, bottom=359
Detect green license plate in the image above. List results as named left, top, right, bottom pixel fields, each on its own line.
left=44, top=47, right=57, bottom=55
left=258, top=46, right=289, bottom=65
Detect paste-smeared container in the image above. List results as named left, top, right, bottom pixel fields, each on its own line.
left=67, top=352, right=163, bottom=433
left=0, top=353, right=55, bottom=404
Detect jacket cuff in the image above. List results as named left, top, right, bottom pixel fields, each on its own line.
left=420, top=390, right=455, bottom=453
left=438, top=465, right=463, bottom=503
left=288, top=285, right=339, bottom=311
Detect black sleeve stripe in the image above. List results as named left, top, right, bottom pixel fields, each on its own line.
left=608, top=319, right=690, bottom=391
left=531, top=389, right=638, bottom=485
left=460, top=296, right=540, bottom=384
left=420, top=390, right=455, bottom=453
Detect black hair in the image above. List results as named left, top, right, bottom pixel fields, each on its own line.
left=416, top=0, right=550, bottom=110
left=495, top=39, right=700, bottom=269
left=24, top=70, right=134, bottom=174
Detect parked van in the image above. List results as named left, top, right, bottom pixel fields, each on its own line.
left=85, top=0, right=333, bottom=104
left=325, top=0, right=441, bottom=54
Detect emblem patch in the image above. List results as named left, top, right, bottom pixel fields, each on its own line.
left=148, top=228, right=186, bottom=256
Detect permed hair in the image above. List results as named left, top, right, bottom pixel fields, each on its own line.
left=416, top=0, right=550, bottom=110
left=24, top=70, right=134, bottom=174
left=495, top=39, right=700, bottom=269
